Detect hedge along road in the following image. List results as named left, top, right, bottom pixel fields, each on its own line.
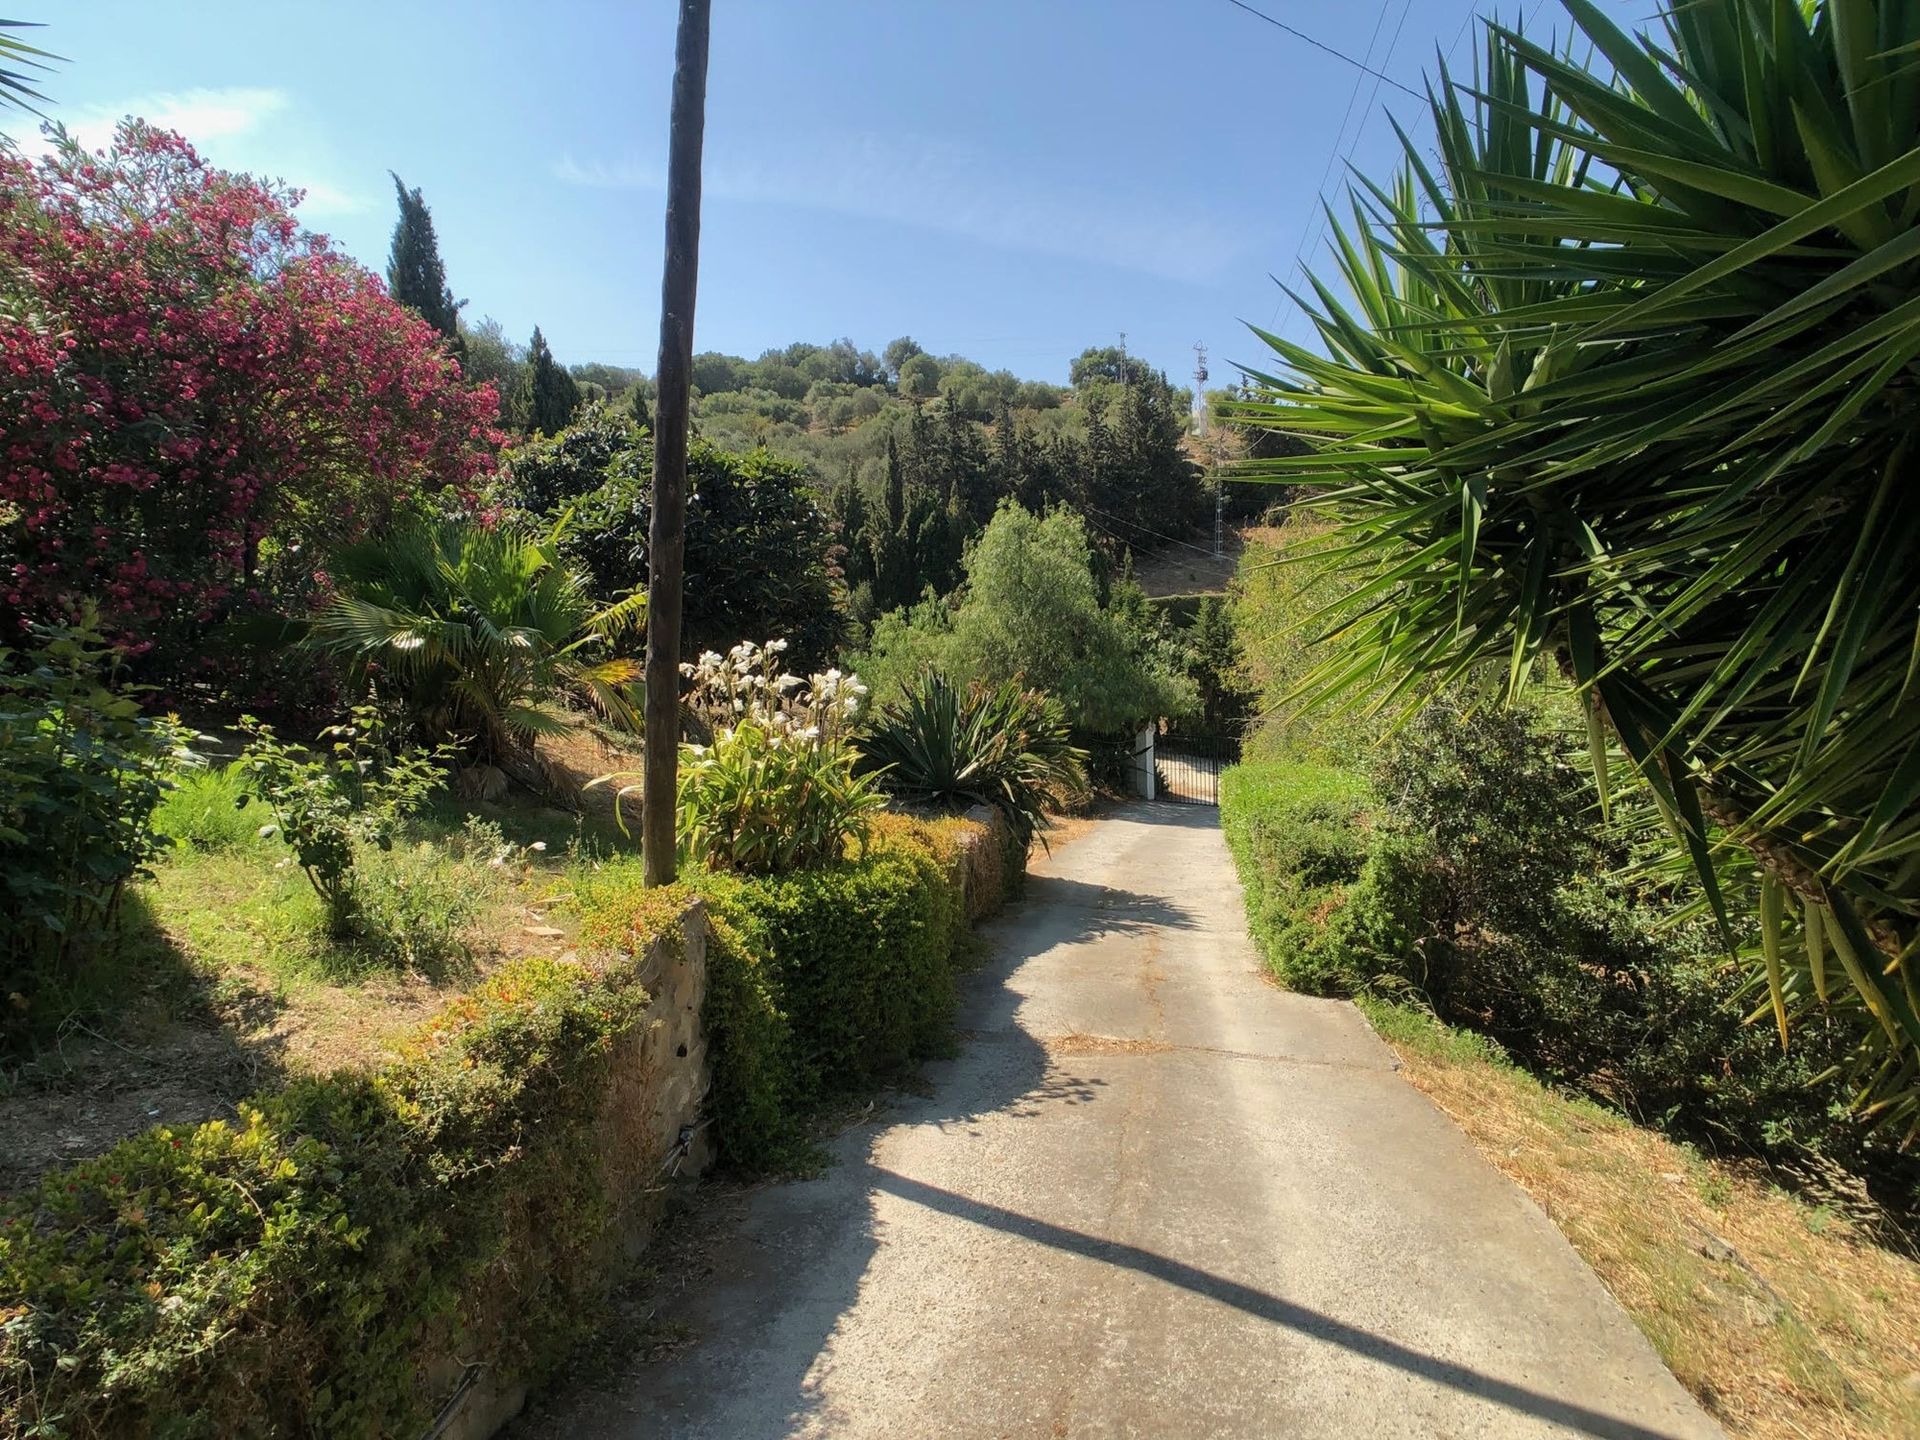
left=531, top=803, right=1723, bottom=1440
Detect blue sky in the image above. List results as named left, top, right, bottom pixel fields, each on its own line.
left=3, top=1, right=1638, bottom=388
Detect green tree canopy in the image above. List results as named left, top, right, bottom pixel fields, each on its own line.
left=521, top=325, right=581, bottom=436
left=385, top=173, right=462, bottom=351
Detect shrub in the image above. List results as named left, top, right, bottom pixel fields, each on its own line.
left=1218, top=761, right=1378, bottom=994
left=0, top=620, right=184, bottom=1046
left=853, top=504, right=1196, bottom=734
left=0, top=124, right=499, bottom=684
left=577, top=814, right=1002, bottom=1173
left=0, top=906, right=696, bottom=1436
left=697, top=824, right=960, bottom=1103
left=236, top=706, right=449, bottom=936
left=306, top=517, right=646, bottom=767
left=633, top=641, right=882, bottom=877
left=502, top=411, right=846, bottom=671
left=857, top=669, right=1087, bottom=850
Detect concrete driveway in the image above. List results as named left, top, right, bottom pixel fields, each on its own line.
left=532, top=803, right=1721, bottom=1440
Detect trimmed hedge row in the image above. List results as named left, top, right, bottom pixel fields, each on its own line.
left=1217, top=762, right=1383, bottom=994
left=580, top=811, right=1009, bottom=1173
left=0, top=887, right=697, bottom=1438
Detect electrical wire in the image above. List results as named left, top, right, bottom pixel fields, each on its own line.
left=1082, top=503, right=1226, bottom=560
left=1223, top=0, right=1422, bottom=99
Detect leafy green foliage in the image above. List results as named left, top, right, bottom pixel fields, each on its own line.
left=855, top=504, right=1196, bottom=735
left=1232, top=0, right=1920, bottom=1129
left=502, top=407, right=846, bottom=671
left=307, top=516, right=645, bottom=765
left=152, top=759, right=258, bottom=852
left=0, top=620, right=184, bottom=1045
left=1223, top=703, right=1909, bottom=1188
left=1218, top=761, right=1378, bottom=994
left=857, top=670, right=1087, bottom=849
left=236, top=706, right=449, bottom=935
left=578, top=814, right=1009, bottom=1172
left=696, top=822, right=962, bottom=1106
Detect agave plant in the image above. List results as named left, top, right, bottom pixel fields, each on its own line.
left=858, top=669, right=1088, bottom=850
left=307, top=517, right=645, bottom=766
left=1233, top=0, right=1920, bottom=1130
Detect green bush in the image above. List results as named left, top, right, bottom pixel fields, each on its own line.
left=1218, top=761, right=1377, bottom=994
left=577, top=814, right=993, bottom=1174
left=0, top=905, right=696, bottom=1437
left=697, top=823, right=960, bottom=1104
left=1223, top=697, right=1902, bottom=1187
left=644, top=641, right=884, bottom=876
left=0, top=621, right=185, bottom=1048
left=853, top=504, right=1195, bottom=734
left=306, top=517, right=646, bottom=767
left=237, top=706, right=450, bottom=937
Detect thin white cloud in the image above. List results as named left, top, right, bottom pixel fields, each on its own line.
left=18, top=86, right=367, bottom=217
left=555, top=132, right=1244, bottom=285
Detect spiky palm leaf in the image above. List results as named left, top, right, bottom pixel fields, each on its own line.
left=858, top=670, right=1088, bottom=849
left=1232, top=0, right=1920, bottom=1131
left=309, top=518, right=644, bottom=761
left=0, top=20, right=58, bottom=116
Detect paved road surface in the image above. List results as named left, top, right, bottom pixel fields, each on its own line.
left=533, top=803, right=1721, bottom=1440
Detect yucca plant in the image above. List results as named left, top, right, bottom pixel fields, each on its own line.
left=1233, top=0, right=1920, bottom=1131
left=857, top=670, right=1088, bottom=851
left=307, top=517, right=645, bottom=768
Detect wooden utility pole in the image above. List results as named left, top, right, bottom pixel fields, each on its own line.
left=641, top=0, right=712, bottom=887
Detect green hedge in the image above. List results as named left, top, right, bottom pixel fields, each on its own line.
left=1218, top=761, right=1386, bottom=994
left=579, top=811, right=996, bottom=1174
left=0, top=889, right=697, bottom=1439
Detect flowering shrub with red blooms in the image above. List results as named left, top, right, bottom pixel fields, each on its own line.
left=0, top=122, right=502, bottom=675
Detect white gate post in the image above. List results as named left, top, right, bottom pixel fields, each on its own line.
left=1130, top=724, right=1156, bottom=800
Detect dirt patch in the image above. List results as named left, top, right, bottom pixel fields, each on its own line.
left=1129, top=525, right=1246, bottom=598
left=1042, top=1033, right=1173, bottom=1057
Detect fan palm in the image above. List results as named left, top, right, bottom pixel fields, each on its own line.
left=308, top=517, right=645, bottom=766
left=858, top=670, right=1088, bottom=849
left=1233, top=0, right=1920, bottom=1130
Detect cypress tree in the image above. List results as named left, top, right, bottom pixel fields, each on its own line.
left=386, top=174, right=463, bottom=353
left=521, top=326, right=582, bottom=436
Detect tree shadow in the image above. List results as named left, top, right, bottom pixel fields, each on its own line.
left=0, top=888, right=294, bottom=1194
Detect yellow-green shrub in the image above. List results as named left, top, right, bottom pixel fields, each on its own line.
left=578, top=814, right=1006, bottom=1175
left=0, top=895, right=696, bottom=1438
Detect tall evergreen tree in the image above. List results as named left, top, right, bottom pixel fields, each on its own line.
left=386, top=174, right=463, bottom=355
left=521, top=326, right=581, bottom=436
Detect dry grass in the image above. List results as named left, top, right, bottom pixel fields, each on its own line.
left=1361, top=999, right=1920, bottom=1440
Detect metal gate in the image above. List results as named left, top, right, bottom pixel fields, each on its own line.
left=1154, top=731, right=1240, bottom=806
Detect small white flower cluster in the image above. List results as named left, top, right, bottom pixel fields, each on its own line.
left=681, top=638, right=867, bottom=750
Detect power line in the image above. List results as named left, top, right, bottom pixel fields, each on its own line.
left=1224, top=0, right=1423, bottom=99
left=1270, top=0, right=1416, bottom=342
left=1083, top=503, right=1224, bottom=561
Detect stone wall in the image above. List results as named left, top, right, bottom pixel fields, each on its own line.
left=433, top=899, right=712, bottom=1440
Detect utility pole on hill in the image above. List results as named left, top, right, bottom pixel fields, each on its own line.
left=1195, top=342, right=1222, bottom=560
left=641, top=0, right=712, bottom=887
